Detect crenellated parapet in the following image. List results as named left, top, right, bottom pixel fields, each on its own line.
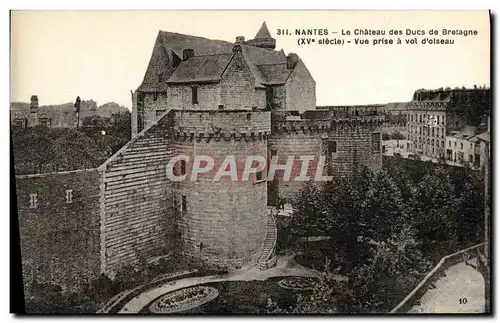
left=173, top=110, right=271, bottom=140
left=271, top=110, right=384, bottom=134
left=330, top=116, right=385, bottom=132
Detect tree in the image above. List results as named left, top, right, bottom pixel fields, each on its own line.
left=350, top=227, right=431, bottom=312
left=361, top=170, right=407, bottom=242
left=408, top=167, right=459, bottom=254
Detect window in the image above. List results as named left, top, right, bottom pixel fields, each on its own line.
left=371, top=133, right=381, bottom=153
left=419, top=127, right=422, bottom=135
left=437, top=116, right=440, bottom=124
left=158, top=73, right=163, bottom=82
left=329, top=141, right=337, bottom=154
left=432, top=128, right=435, bottom=137
left=441, top=128, right=444, bottom=138
left=153, top=92, right=158, bottom=101
left=469, top=155, right=473, bottom=163
left=191, top=86, right=198, bottom=104
left=410, top=114, right=413, bottom=122
left=442, top=140, right=445, bottom=148
left=13, top=119, right=26, bottom=128
left=431, top=139, right=434, bottom=146
left=39, top=118, right=50, bottom=127
left=449, top=140, right=451, bottom=147
left=29, top=193, right=38, bottom=209
left=181, top=195, right=187, bottom=213
left=460, top=143, right=464, bottom=150
left=65, top=189, right=73, bottom=204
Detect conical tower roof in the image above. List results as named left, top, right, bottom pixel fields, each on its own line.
left=255, top=21, right=272, bottom=39
left=246, top=21, right=276, bottom=50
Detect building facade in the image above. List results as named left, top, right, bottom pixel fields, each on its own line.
left=406, top=87, right=490, bottom=161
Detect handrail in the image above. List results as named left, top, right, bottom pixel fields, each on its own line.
left=390, top=242, right=485, bottom=313
left=267, top=211, right=278, bottom=261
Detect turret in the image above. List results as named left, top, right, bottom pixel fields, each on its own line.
left=28, top=95, right=39, bottom=126
left=245, top=22, right=276, bottom=50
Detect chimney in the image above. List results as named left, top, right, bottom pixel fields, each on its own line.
left=30, top=95, right=39, bottom=113
left=183, top=49, right=194, bottom=61
left=286, top=53, right=299, bottom=69
left=235, top=36, right=245, bottom=43
left=232, top=44, right=242, bottom=53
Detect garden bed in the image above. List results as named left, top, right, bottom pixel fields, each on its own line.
left=141, top=277, right=312, bottom=314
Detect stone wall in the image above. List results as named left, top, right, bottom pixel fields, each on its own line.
left=168, top=84, right=220, bottom=111
left=329, top=119, right=383, bottom=176
left=268, top=125, right=327, bottom=202
left=285, top=60, right=316, bottom=111
left=143, top=92, right=168, bottom=129
left=15, top=169, right=101, bottom=291
left=221, top=50, right=263, bottom=110
left=269, top=113, right=384, bottom=202
left=100, top=111, right=177, bottom=276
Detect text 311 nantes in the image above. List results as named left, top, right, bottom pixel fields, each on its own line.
left=277, top=28, right=478, bottom=37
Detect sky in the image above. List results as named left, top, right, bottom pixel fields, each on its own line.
left=10, top=10, right=490, bottom=109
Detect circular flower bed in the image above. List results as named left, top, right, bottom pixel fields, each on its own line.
left=277, top=277, right=316, bottom=291
left=149, top=286, right=219, bottom=314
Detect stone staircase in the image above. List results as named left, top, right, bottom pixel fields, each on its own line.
left=256, top=212, right=277, bottom=270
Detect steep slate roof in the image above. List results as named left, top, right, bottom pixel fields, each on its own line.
left=137, top=27, right=291, bottom=90
left=168, top=53, right=233, bottom=84
left=159, top=31, right=234, bottom=58
left=256, top=63, right=292, bottom=85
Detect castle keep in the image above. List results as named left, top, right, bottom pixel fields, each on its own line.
left=16, top=22, right=383, bottom=290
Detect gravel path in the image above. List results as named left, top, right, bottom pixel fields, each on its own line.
left=410, top=259, right=485, bottom=313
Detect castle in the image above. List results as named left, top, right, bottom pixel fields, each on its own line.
left=15, top=22, right=383, bottom=291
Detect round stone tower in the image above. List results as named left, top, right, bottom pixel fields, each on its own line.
left=172, top=110, right=271, bottom=271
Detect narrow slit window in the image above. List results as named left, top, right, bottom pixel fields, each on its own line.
left=181, top=195, right=187, bottom=213
left=329, top=141, right=337, bottom=154
left=372, top=133, right=381, bottom=153
left=65, top=189, right=73, bottom=204
left=29, top=193, right=38, bottom=209
left=256, top=170, right=263, bottom=181
left=192, top=86, right=198, bottom=104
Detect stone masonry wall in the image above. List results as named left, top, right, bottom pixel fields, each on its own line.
left=269, top=116, right=384, bottom=201
left=268, top=128, right=326, bottom=202
left=142, top=92, right=168, bottom=129
left=100, top=111, right=177, bottom=276
left=221, top=50, right=264, bottom=110
left=285, top=60, right=316, bottom=112
left=167, top=83, right=220, bottom=111
left=328, top=119, right=383, bottom=176
left=15, top=169, right=101, bottom=292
